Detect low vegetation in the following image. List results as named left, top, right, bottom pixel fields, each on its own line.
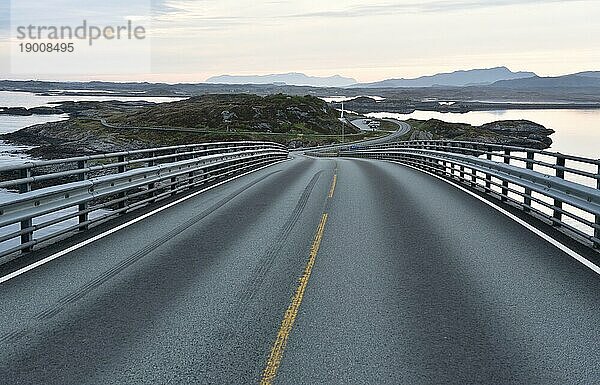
left=108, top=94, right=348, bottom=135
left=401, top=118, right=554, bottom=149
left=3, top=94, right=387, bottom=158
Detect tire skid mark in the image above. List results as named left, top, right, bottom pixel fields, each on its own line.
left=207, top=170, right=325, bottom=383
left=0, top=170, right=281, bottom=344
left=237, top=170, right=323, bottom=311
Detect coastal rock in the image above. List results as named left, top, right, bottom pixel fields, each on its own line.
left=0, top=106, right=64, bottom=116
left=29, top=106, right=65, bottom=115
left=480, top=120, right=555, bottom=136
left=405, top=118, right=554, bottom=150
left=0, top=107, right=32, bottom=116
left=2, top=120, right=149, bottom=158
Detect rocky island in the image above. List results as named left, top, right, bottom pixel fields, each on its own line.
left=1, top=94, right=379, bottom=158
left=402, top=119, right=554, bottom=149
left=0, top=106, right=66, bottom=116
left=340, top=96, right=600, bottom=114
left=1, top=93, right=555, bottom=160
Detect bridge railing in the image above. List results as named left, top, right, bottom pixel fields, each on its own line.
left=336, top=140, right=600, bottom=249
left=0, top=141, right=288, bottom=262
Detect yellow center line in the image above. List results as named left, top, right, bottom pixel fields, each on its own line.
left=328, top=174, right=337, bottom=198
left=260, top=212, right=329, bottom=385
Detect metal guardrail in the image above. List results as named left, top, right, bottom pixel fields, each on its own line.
left=0, top=141, right=288, bottom=261
left=323, top=140, right=600, bottom=249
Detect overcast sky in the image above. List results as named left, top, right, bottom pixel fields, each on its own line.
left=1, top=0, right=599, bottom=82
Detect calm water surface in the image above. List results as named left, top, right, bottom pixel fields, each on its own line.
left=368, top=109, right=600, bottom=159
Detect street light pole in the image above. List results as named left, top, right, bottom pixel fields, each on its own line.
left=341, top=101, right=345, bottom=143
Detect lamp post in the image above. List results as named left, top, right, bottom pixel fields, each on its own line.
left=341, top=101, right=345, bottom=143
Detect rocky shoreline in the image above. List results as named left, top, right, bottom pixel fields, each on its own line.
left=5, top=97, right=600, bottom=119
left=0, top=106, right=65, bottom=116
left=0, top=96, right=556, bottom=160
left=403, top=119, right=554, bottom=149
left=1, top=116, right=555, bottom=162
left=0, top=94, right=365, bottom=159
left=340, top=96, right=600, bottom=114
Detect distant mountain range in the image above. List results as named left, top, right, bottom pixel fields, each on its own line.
left=204, top=67, right=600, bottom=90
left=354, top=67, right=536, bottom=88
left=575, top=71, right=600, bottom=79
left=205, top=67, right=541, bottom=88
left=491, top=74, right=600, bottom=89
left=205, top=72, right=357, bottom=87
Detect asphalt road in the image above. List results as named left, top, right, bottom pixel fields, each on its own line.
left=346, top=119, right=410, bottom=146
left=349, top=118, right=409, bottom=134
left=297, top=120, right=410, bottom=153
left=1, top=155, right=599, bottom=384
left=350, top=118, right=377, bottom=131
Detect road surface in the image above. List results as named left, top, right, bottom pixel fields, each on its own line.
left=350, top=118, right=376, bottom=131
left=350, top=118, right=409, bottom=134
left=296, top=120, right=410, bottom=153
left=0, top=155, right=599, bottom=384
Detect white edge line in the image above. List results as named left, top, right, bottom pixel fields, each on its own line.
left=384, top=160, right=600, bottom=276
left=0, top=159, right=289, bottom=285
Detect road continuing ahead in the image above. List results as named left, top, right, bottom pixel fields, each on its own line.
left=1, top=155, right=599, bottom=384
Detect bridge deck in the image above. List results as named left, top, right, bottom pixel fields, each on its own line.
left=1, top=156, right=598, bottom=384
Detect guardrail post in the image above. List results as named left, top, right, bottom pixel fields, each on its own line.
left=117, top=155, right=127, bottom=211
left=78, top=160, right=89, bottom=231
left=171, top=151, right=179, bottom=196
left=19, top=168, right=33, bottom=252
left=459, top=144, right=465, bottom=180
left=594, top=164, right=599, bottom=248
left=147, top=152, right=156, bottom=200
left=436, top=159, right=442, bottom=174
left=501, top=150, right=510, bottom=201
left=553, top=156, right=565, bottom=226
left=188, top=169, right=195, bottom=189
left=523, top=151, right=534, bottom=213
left=485, top=146, right=492, bottom=190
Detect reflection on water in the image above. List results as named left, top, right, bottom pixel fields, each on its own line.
left=367, top=109, right=600, bottom=159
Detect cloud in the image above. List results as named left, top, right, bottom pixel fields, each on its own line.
left=284, top=0, right=588, bottom=19
left=142, top=0, right=593, bottom=41
left=148, top=0, right=589, bottom=32
left=7, top=0, right=152, bottom=25
left=150, top=0, right=283, bottom=33
left=0, top=2, right=9, bottom=37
